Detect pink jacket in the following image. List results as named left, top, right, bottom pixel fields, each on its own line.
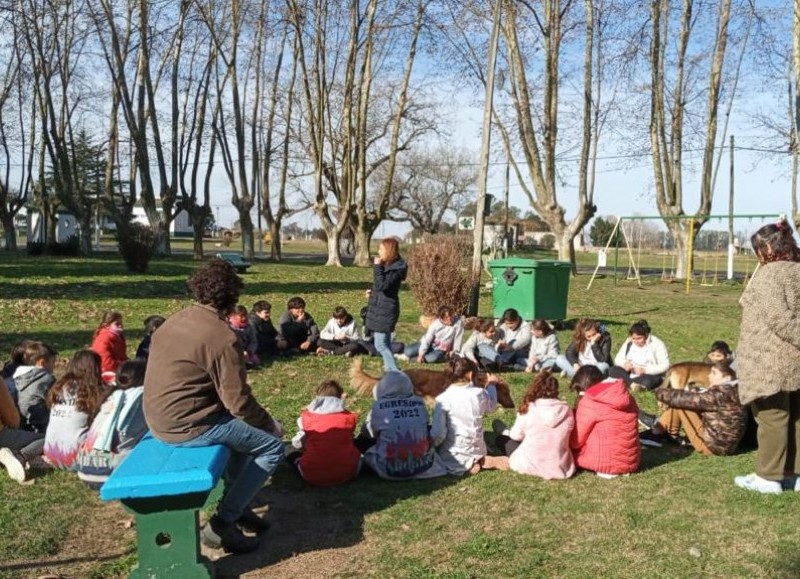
left=508, top=398, right=575, bottom=479
left=570, top=378, right=640, bottom=475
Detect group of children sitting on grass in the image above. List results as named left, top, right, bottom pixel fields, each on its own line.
left=285, top=347, right=742, bottom=485
left=0, top=302, right=743, bottom=487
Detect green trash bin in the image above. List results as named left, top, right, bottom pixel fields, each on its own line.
left=488, top=258, right=571, bottom=321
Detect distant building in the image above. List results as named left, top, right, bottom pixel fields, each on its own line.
left=27, top=211, right=78, bottom=244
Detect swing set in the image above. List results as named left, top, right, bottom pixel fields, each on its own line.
left=586, top=213, right=782, bottom=293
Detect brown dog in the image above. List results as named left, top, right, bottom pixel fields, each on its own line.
left=663, top=362, right=712, bottom=390
left=349, top=357, right=515, bottom=408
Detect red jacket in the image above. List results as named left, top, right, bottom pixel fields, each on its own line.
left=298, top=409, right=361, bottom=486
left=570, top=378, right=640, bottom=475
left=91, top=328, right=128, bottom=375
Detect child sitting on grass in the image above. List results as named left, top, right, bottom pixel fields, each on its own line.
left=249, top=301, right=287, bottom=357
left=279, top=296, right=320, bottom=354
left=400, top=305, right=464, bottom=364
left=76, top=360, right=148, bottom=489
left=91, top=311, right=129, bottom=384
left=493, top=371, right=575, bottom=479
left=556, top=318, right=613, bottom=379
left=431, top=357, right=508, bottom=475
left=316, top=306, right=363, bottom=357
left=525, top=319, right=561, bottom=373
left=704, top=340, right=737, bottom=372
left=1, top=340, right=33, bottom=404
left=459, top=318, right=498, bottom=365
left=640, top=362, right=746, bottom=455
left=569, top=366, right=640, bottom=478
left=0, top=376, right=48, bottom=484
left=44, top=350, right=108, bottom=470
left=135, top=315, right=165, bottom=361
left=479, top=308, right=531, bottom=371
left=228, top=305, right=259, bottom=366
left=359, top=371, right=446, bottom=479
left=288, top=380, right=361, bottom=486
left=14, top=341, right=57, bottom=433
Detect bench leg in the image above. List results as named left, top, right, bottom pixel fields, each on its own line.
left=124, top=498, right=213, bottom=579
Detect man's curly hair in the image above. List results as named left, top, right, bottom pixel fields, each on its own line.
left=188, top=258, right=243, bottom=312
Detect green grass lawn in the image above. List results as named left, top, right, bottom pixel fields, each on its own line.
left=0, top=250, right=797, bottom=578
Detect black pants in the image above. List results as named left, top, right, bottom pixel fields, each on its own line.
left=358, top=340, right=405, bottom=356
left=608, top=366, right=665, bottom=390
left=317, top=339, right=364, bottom=356
left=494, top=434, right=521, bottom=457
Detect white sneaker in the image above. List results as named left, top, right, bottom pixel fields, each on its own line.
left=559, top=370, right=567, bottom=378
left=394, top=354, right=409, bottom=362
left=0, top=448, right=29, bottom=483
left=734, top=473, right=782, bottom=494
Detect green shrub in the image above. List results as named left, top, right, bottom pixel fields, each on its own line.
left=116, top=221, right=156, bottom=273
left=49, top=234, right=81, bottom=256
left=26, top=241, right=46, bottom=256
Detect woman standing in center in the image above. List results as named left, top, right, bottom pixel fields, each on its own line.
left=364, top=238, right=408, bottom=372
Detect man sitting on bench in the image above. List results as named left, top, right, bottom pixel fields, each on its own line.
left=143, top=258, right=284, bottom=554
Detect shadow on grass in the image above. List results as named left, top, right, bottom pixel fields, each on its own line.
left=210, top=467, right=459, bottom=577
left=0, top=330, right=99, bottom=357
left=0, top=548, right=135, bottom=574
left=638, top=444, right=695, bottom=472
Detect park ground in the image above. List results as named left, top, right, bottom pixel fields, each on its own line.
left=0, top=243, right=798, bottom=579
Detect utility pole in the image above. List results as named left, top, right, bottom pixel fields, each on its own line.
left=469, top=0, right=502, bottom=315
left=504, top=159, right=510, bottom=252
left=727, top=134, right=735, bottom=280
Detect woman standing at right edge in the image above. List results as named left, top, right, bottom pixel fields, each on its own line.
left=734, top=218, right=800, bottom=494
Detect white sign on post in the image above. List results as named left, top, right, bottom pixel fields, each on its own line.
left=597, top=249, right=607, bottom=267
left=458, top=216, right=475, bottom=231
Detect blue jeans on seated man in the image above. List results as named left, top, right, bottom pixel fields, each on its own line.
left=478, top=343, right=529, bottom=369
left=404, top=342, right=448, bottom=363
left=555, top=355, right=610, bottom=379
left=176, top=415, right=285, bottom=523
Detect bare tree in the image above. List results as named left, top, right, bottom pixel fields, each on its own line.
left=0, top=9, right=33, bottom=250
left=17, top=0, right=103, bottom=254
left=384, top=145, right=477, bottom=234
left=288, top=0, right=434, bottom=266
left=91, top=0, right=194, bottom=255
left=435, top=0, right=635, bottom=267
left=647, top=0, right=747, bottom=279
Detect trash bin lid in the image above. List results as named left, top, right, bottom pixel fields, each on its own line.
left=487, top=258, right=571, bottom=268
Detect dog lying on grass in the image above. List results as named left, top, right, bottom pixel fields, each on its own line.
left=349, top=357, right=515, bottom=408
left=663, top=361, right=712, bottom=389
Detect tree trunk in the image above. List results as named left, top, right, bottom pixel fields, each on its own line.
left=1, top=214, right=16, bottom=250
left=269, top=221, right=282, bottom=262
left=192, top=221, right=204, bottom=260
left=667, top=221, right=692, bottom=280
left=239, top=212, right=254, bottom=259
left=325, top=226, right=343, bottom=266
left=79, top=217, right=93, bottom=255
left=353, top=225, right=373, bottom=267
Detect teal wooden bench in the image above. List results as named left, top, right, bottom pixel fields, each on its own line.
left=101, top=433, right=230, bottom=579
left=215, top=252, right=251, bottom=273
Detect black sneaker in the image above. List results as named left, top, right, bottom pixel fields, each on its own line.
left=236, top=509, right=271, bottom=534
left=491, top=419, right=508, bottom=437
left=639, top=429, right=667, bottom=448
left=201, top=515, right=260, bottom=554
left=638, top=411, right=658, bottom=430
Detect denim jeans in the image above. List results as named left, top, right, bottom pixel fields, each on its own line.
left=373, top=332, right=398, bottom=372
left=478, top=344, right=528, bottom=368
left=404, top=342, right=447, bottom=363
left=176, top=415, right=285, bottom=522
left=555, top=355, right=609, bottom=378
